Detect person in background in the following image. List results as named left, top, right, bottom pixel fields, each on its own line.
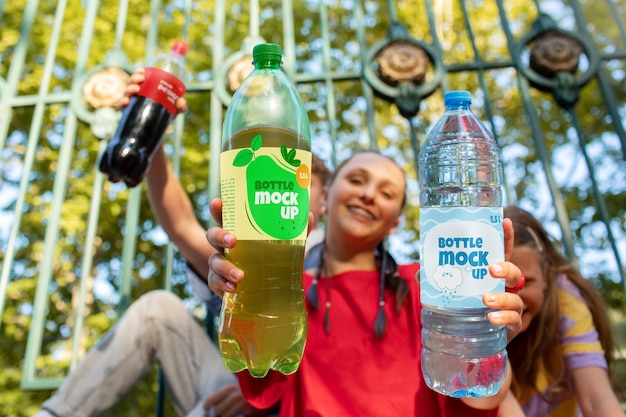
left=32, top=142, right=282, bottom=417
left=33, top=69, right=332, bottom=417
left=501, top=205, right=625, bottom=417
left=305, top=154, right=332, bottom=251
left=206, top=150, right=526, bottom=417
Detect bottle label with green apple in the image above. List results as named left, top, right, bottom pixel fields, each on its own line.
left=220, top=133, right=311, bottom=240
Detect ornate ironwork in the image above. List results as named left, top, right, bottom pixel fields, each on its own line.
left=227, top=55, right=254, bottom=92
left=377, top=40, right=428, bottom=85
left=530, top=31, right=583, bottom=78
left=82, top=66, right=129, bottom=109
left=71, top=48, right=134, bottom=140
left=215, top=35, right=265, bottom=107
left=517, top=13, right=599, bottom=108
left=363, top=22, right=443, bottom=118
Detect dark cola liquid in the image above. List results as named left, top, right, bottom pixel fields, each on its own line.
left=98, top=95, right=173, bottom=187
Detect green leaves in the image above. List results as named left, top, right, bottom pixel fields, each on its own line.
left=233, top=134, right=262, bottom=166
left=251, top=134, right=262, bottom=151
left=280, top=145, right=301, bottom=167
left=232, top=135, right=301, bottom=168
left=233, top=148, right=254, bottom=166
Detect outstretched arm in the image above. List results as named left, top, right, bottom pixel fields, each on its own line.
left=572, top=366, right=625, bottom=417
left=122, top=65, right=207, bottom=277
left=145, top=146, right=217, bottom=279
left=497, top=391, right=526, bottom=417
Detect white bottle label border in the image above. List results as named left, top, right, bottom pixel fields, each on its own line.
left=420, top=207, right=504, bottom=309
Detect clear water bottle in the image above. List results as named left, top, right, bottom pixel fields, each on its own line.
left=99, top=39, right=188, bottom=187
left=219, top=43, right=311, bottom=378
left=418, top=90, right=507, bottom=398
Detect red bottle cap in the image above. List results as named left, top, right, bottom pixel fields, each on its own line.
left=171, top=39, right=189, bottom=56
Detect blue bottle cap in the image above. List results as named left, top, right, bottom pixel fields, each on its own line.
left=444, top=90, right=472, bottom=107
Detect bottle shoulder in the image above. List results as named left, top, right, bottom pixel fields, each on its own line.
left=147, top=54, right=187, bottom=79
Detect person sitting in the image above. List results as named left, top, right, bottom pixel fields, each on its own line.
left=34, top=65, right=333, bottom=417
left=501, top=205, right=625, bottom=417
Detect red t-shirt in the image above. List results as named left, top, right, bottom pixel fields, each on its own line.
left=238, top=263, right=499, bottom=417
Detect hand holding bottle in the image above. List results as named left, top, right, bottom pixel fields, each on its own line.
left=121, top=67, right=188, bottom=114
left=217, top=43, right=311, bottom=378
left=419, top=90, right=511, bottom=398
left=98, top=39, right=188, bottom=187
left=205, top=196, right=522, bottom=336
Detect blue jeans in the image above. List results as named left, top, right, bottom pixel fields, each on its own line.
left=36, top=290, right=238, bottom=417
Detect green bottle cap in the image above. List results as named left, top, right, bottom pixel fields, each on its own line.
left=252, top=43, right=283, bottom=64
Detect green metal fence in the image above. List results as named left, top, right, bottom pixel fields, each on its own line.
left=1, top=0, right=625, bottom=414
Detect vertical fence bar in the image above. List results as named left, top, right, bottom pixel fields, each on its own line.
left=495, top=0, right=578, bottom=262
left=0, top=0, right=42, bottom=326
left=64, top=0, right=128, bottom=376
left=568, top=110, right=626, bottom=290
left=21, top=0, right=75, bottom=388
left=155, top=2, right=193, bottom=414
left=209, top=0, right=227, bottom=216
left=70, top=142, right=107, bottom=370
left=457, top=0, right=516, bottom=205
left=569, top=0, right=626, bottom=158
left=319, top=3, right=339, bottom=159
left=0, top=0, right=6, bottom=28
left=355, top=0, right=378, bottom=155
left=282, top=0, right=296, bottom=80
left=0, top=0, right=40, bottom=150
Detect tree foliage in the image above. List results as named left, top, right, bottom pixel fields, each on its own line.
left=1, top=0, right=625, bottom=415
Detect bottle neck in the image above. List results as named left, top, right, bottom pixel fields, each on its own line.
left=446, top=103, right=471, bottom=111
left=254, top=59, right=281, bottom=70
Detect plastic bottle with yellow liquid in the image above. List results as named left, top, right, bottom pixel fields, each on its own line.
left=219, top=43, right=311, bottom=378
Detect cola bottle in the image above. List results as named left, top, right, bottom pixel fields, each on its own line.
left=98, top=40, right=188, bottom=187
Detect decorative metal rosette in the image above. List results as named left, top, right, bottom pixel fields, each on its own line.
left=227, top=56, right=255, bottom=92
left=516, top=13, right=599, bottom=108
left=71, top=48, right=134, bottom=140
left=82, top=66, right=129, bottom=109
left=363, top=23, right=443, bottom=118
left=215, top=35, right=264, bottom=107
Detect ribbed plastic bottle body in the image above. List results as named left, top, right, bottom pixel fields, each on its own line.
left=98, top=40, right=188, bottom=187
left=418, top=90, right=507, bottom=398
left=219, top=43, right=311, bottom=378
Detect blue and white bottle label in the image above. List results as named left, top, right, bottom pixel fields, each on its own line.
left=420, top=207, right=504, bottom=309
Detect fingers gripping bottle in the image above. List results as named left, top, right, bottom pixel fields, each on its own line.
left=418, top=90, right=507, bottom=398
left=219, top=43, right=311, bottom=378
left=98, top=40, right=188, bottom=187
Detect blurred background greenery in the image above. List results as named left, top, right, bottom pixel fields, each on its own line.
left=1, top=0, right=625, bottom=415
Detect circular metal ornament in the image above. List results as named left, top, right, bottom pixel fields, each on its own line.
left=215, top=35, right=266, bottom=107
left=82, top=66, right=129, bottom=109
left=377, top=40, right=428, bottom=86
left=71, top=48, right=134, bottom=140
left=516, top=15, right=599, bottom=105
left=227, top=55, right=254, bottom=92
left=529, top=32, right=583, bottom=78
left=364, top=37, right=443, bottom=117
left=89, top=107, right=121, bottom=140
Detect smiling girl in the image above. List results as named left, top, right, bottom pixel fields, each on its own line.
left=504, top=205, right=624, bottom=417
left=206, top=150, right=526, bottom=417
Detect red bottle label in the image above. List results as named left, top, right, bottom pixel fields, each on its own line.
left=137, top=67, right=186, bottom=115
